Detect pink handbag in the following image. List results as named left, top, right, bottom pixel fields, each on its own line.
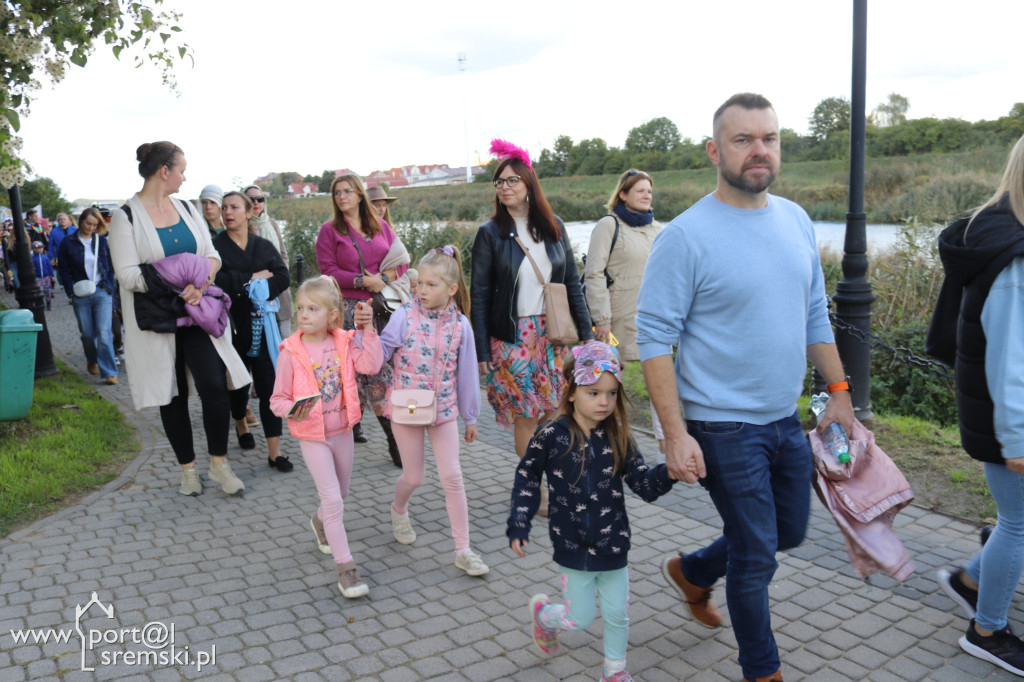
left=389, top=389, right=436, bottom=425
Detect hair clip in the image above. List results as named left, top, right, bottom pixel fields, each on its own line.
left=434, top=245, right=455, bottom=257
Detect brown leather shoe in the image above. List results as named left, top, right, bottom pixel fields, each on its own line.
left=742, top=669, right=783, bottom=682
left=104, top=376, right=118, bottom=385
left=87, top=362, right=99, bottom=375
left=661, top=555, right=722, bottom=628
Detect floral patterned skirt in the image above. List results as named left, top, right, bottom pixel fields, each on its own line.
left=486, top=315, right=567, bottom=430
left=343, top=298, right=394, bottom=414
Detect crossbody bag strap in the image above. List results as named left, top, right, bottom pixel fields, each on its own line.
left=89, top=234, right=99, bottom=282
left=513, top=235, right=546, bottom=286
left=347, top=231, right=368, bottom=275
left=604, top=214, right=620, bottom=281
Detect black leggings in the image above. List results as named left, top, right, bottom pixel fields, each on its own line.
left=229, top=336, right=282, bottom=438
left=159, top=326, right=231, bottom=464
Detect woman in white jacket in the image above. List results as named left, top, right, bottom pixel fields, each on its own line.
left=108, top=141, right=250, bottom=498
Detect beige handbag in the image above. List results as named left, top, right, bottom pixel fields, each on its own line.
left=389, top=389, right=436, bottom=425
left=515, top=236, right=579, bottom=346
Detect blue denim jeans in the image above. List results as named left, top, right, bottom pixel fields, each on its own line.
left=72, top=288, right=117, bottom=379
left=966, top=462, right=1024, bottom=632
left=680, top=411, right=812, bottom=679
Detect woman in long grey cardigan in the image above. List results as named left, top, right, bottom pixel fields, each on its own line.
left=108, top=141, right=250, bottom=497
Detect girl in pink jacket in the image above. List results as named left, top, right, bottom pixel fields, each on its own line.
left=270, top=276, right=383, bottom=598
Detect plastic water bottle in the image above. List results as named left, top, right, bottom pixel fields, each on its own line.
left=809, top=393, right=851, bottom=464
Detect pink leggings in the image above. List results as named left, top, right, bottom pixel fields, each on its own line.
left=299, top=432, right=355, bottom=564
left=392, top=420, right=470, bottom=552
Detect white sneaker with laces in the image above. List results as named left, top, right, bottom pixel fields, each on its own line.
left=178, top=466, right=201, bottom=496
left=208, top=460, right=245, bottom=495
left=455, top=549, right=489, bottom=576
left=391, top=507, right=416, bottom=545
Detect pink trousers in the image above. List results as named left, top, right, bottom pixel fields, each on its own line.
left=300, top=432, right=355, bottom=564
left=391, top=420, right=470, bottom=552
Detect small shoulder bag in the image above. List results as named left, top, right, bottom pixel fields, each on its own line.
left=390, top=314, right=456, bottom=425
left=514, top=235, right=579, bottom=346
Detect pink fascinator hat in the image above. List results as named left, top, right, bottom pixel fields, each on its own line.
left=489, top=139, right=532, bottom=169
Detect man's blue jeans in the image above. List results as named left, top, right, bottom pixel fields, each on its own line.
left=680, top=411, right=812, bottom=679
left=72, top=288, right=117, bottom=379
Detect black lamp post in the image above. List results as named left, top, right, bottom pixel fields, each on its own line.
left=831, top=0, right=874, bottom=418
left=7, top=184, right=58, bottom=377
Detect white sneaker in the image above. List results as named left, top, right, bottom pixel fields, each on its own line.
left=391, top=507, right=416, bottom=545
left=455, top=549, right=489, bottom=576
left=178, top=466, right=202, bottom=496
left=208, top=460, right=245, bottom=495
left=336, top=562, right=369, bottom=599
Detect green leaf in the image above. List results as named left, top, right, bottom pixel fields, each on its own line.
left=178, top=46, right=186, bottom=59
left=171, top=26, right=182, bottom=32
left=160, top=32, right=170, bottom=44
left=6, top=109, right=20, bottom=132
left=70, top=52, right=88, bottom=68
left=113, top=45, right=123, bottom=59
left=11, top=95, right=21, bottom=109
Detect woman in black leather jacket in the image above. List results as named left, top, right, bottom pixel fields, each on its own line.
left=471, top=153, right=592, bottom=512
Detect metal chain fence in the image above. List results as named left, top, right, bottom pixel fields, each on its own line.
left=828, top=309, right=955, bottom=381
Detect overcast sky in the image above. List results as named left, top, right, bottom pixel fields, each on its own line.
left=18, top=0, right=1024, bottom=203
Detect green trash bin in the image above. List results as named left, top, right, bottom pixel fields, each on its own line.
left=0, top=309, right=43, bottom=421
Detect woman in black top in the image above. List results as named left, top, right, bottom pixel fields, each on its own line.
left=213, top=191, right=292, bottom=471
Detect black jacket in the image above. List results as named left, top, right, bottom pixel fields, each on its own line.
left=928, top=199, right=1024, bottom=463
left=56, top=232, right=116, bottom=298
left=213, top=232, right=290, bottom=354
left=470, top=217, right=592, bottom=360
left=507, top=416, right=674, bottom=572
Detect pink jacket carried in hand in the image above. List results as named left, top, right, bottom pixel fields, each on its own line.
left=270, top=327, right=383, bottom=441
left=810, top=418, right=915, bottom=581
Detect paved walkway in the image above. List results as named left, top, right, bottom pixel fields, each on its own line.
left=1, top=286, right=1021, bottom=681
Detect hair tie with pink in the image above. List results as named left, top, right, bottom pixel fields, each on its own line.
left=433, top=245, right=456, bottom=258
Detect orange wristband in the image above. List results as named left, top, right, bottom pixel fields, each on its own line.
left=827, top=380, right=850, bottom=394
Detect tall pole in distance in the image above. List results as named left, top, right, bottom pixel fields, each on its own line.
left=7, top=184, right=57, bottom=377
left=459, top=53, right=471, bottom=183
left=832, top=0, right=874, bottom=418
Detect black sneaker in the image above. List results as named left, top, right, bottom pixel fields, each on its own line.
left=937, top=567, right=978, bottom=619
left=960, top=619, right=1024, bottom=677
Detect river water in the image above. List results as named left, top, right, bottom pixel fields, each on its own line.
left=563, top=220, right=939, bottom=256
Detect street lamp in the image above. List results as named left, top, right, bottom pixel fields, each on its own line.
left=832, top=0, right=874, bottom=418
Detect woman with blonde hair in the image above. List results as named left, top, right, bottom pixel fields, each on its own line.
left=316, top=173, right=410, bottom=466
left=933, top=133, right=1024, bottom=677
left=583, top=168, right=665, bottom=451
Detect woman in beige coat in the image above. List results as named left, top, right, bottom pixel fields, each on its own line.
left=583, top=168, right=664, bottom=448
left=109, top=141, right=251, bottom=498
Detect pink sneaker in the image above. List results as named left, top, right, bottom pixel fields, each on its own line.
left=602, top=671, right=634, bottom=682
left=529, top=594, right=559, bottom=655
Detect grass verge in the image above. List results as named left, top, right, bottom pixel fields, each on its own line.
left=0, top=359, right=138, bottom=537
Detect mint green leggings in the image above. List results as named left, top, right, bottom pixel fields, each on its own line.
left=539, top=566, right=629, bottom=661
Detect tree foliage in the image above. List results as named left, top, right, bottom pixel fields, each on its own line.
left=0, top=1, right=194, bottom=187
left=625, top=117, right=681, bottom=153
left=809, top=96, right=851, bottom=141
left=872, top=92, right=910, bottom=127
left=20, top=177, right=71, bottom=216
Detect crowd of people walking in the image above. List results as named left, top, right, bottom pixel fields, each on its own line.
left=6, top=90, right=1024, bottom=682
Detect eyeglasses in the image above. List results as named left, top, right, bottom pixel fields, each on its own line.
left=333, top=189, right=356, bottom=197
left=625, top=169, right=650, bottom=179
left=493, top=175, right=521, bottom=189
left=249, top=196, right=266, bottom=203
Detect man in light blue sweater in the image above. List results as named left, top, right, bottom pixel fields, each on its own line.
left=636, top=93, right=855, bottom=682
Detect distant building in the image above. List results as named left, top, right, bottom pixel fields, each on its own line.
left=253, top=172, right=278, bottom=188
left=364, top=164, right=487, bottom=189
left=287, top=182, right=318, bottom=198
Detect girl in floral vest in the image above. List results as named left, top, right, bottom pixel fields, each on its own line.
left=270, top=276, right=383, bottom=598
left=379, top=246, right=487, bottom=576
